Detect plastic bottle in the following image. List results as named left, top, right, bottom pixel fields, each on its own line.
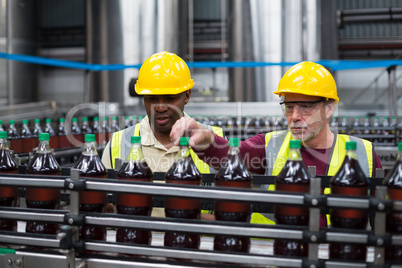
left=339, top=116, right=348, bottom=135
left=110, top=116, right=120, bottom=133
left=44, top=118, right=59, bottom=149
left=383, top=141, right=402, bottom=261
left=0, top=120, right=4, bottom=132
left=380, top=116, right=390, bottom=144
left=351, top=116, right=361, bottom=135
left=99, top=116, right=110, bottom=145
left=116, top=136, right=153, bottom=246
left=329, top=141, right=368, bottom=261
left=81, top=117, right=92, bottom=135
left=57, top=118, right=69, bottom=149
left=0, top=131, right=18, bottom=231
left=164, top=137, right=202, bottom=250
left=274, top=139, right=310, bottom=257
left=363, top=116, right=370, bottom=135
left=124, top=116, right=131, bottom=129
left=92, top=117, right=100, bottom=144
left=131, top=116, right=138, bottom=127
left=32, top=119, right=43, bottom=148
left=214, top=138, right=252, bottom=253
left=329, top=116, right=337, bottom=131
left=70, top=117, right=83, bottom=145
left=7, top=120, right=21, bottom=154
left=372, top=116, right=381, bottom=143
left=73, top=134, right=107, bottom=242
left=25, top=133, right=61, bottom=235
left=20, top=119, right=34, bottom=153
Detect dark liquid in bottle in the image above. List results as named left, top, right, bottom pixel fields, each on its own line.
left=0, top=152, right=18, bottom=231
left=74, top=154, right=107, bottom=242
left=384, top=159, right=402, bottom=261
left=214, top=157, right=252, bottom=253
left=116, top=161, right=153, bottom=246
left=164, top=158, right=201, bottom=250
left=274, top=159, right=310, bottom=258
left=329, top=157, right=368, bottom=261
left=25, top=153, right=61, bottom=235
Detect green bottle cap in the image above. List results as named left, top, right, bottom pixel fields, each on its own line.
left=9, top=120, right=15, bottom=125
left=83, top=117, right=88, bottom=122
left=125, top=116, right=129, bottom=120
left=45, top=118, right=51, bottom=123
left=85, top=134, right=96, bottom=142
left=228, top=138, right=240, bottom=147
left=112, top=116, right=117, bottom=120
left=34, top=119, right=40, bottom=124
left=0, top=131, right=7, bottom=139
left=93, top=116, right=99, bottom=121
left=0, top=120, right=3, bottom=125
left=22, top=119, right=28, bottom=124
left=103, top=116, right=108, bottom=121
left=72, top=117, right=78, bottom=122
left=0, top=247, right=15, bottom=254
left=39, top=133, right=50, bottom=141
left=346, top=141, right=357, bottom=150
left=398, top=142, right=402, bottom=151
left=59, top=118, right=65, bottom=123
left=179, top=137, right=190, bottom=146
left=131, top=136, right=141, bottom=144
left=289, top=140, right=301, bottom=149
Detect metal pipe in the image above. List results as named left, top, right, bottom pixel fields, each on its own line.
left=85, top=241, right=303, bottom=267
left=0, top=209, right=66, bottom=222
left=0, top=176, right=66, bottom=188
left=85, top=215, right=303, bottom=239
left=0, top=233, right=61, bottom=248
left=6, top=0, right=13, bottom=105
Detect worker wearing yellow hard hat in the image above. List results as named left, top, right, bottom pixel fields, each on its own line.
left=169, top=61, right=382, bottom=226
left=101, top=51, right=223, bottom=218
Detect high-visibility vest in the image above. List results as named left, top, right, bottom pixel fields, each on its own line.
left=109, top=123, right=224, bottom=173
left=263, top=130, right=374, bottom=225
left=264, top=130, right=374, bottom=178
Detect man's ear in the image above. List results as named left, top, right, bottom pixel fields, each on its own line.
left=184, top=90, right=191, bottom=105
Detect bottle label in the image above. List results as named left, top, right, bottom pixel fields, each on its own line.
left=331, top=185, right=368, bottom=219
left=0, top=186, right=17, bottom=199
left=117, top=178, right=153, bottom=207
left=79, top=191, right=107, bottom=205
left=165, top=179, right=201, bottom=210
left=26, top=188, right=60, bottom=202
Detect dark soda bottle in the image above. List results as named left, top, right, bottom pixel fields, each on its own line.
left=164, top=137, right=202, bottom=250
left=57, top=118, right=69, bottom=149
left=0, top=131, right=18, bottom=231
left=20, top=119, right=35, bottom=153
left=214, top=138, right=252, bottom=253
left=7, top=120, right=22, bottom=154
left=124, top=116, right=131, bottom=129
left=73, top=134, right=107, bottom=242
left=329, top=141, right=368, bottom=261
left=71, top=117, right=83, bottom=145
left=100, top=116, right=111, bottom=144
left=25, top=133, right=61, bottom=235
left=274, top=140, right=309, bottom=257
left=383, top=141, right=402, bottom=261
left=0, top=120, right=4, bottom=132
left=44, top=118, right=59, bottom=149
left=81, top=117, right=92, bottom=135
left=32, top=119, right=43, bottom=148
left=110, top=116, right=120, bottom=132
left=116, top=136, right=153, bottom=246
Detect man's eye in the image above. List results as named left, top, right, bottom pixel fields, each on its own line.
left=286, top=105, right=294, bottom=110
left=300, top=104, right=312, bottom=109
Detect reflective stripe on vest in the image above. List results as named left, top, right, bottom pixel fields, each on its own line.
left=264, top=131, right=373, bottom=177
left=110, top=123, right=224, bottom=174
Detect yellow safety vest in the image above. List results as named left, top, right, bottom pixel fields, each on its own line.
left=109, top=123, right=223, bottom=172
left=264, top=130, right=374, bottom=225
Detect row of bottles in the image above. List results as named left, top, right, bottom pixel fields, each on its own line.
left=331, top=116, right=398, bottom=145
left=1, top=130, right=401, bottom=262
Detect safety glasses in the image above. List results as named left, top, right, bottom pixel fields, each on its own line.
left=280, top=99, right=325, bottom=116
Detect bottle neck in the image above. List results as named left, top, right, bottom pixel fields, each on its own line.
left=346, top=148, right=357, bottom=160
left=126, top=143, right=144, bottom=162
left=0, top=138, right=9, bottom=150
left=288, top=147, right=302, bottom=161
left=227, top=145, right=240, bottom=155
left=177, top=144, right=190, bottom=160
left=37, top=140, right=52, bottom=153
left=82, top=141, right=98, bottom=155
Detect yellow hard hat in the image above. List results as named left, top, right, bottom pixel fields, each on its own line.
left=135, top=51, right=194, bottom=95
left=274, top=61, right=339, bottom=104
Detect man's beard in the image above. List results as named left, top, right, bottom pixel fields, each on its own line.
left=289, top=122, right=324, bottom=144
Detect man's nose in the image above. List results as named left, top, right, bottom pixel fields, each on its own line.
left=154, top=102, right=168, bottom=112
left=290, top=106, right=302, bottom=120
